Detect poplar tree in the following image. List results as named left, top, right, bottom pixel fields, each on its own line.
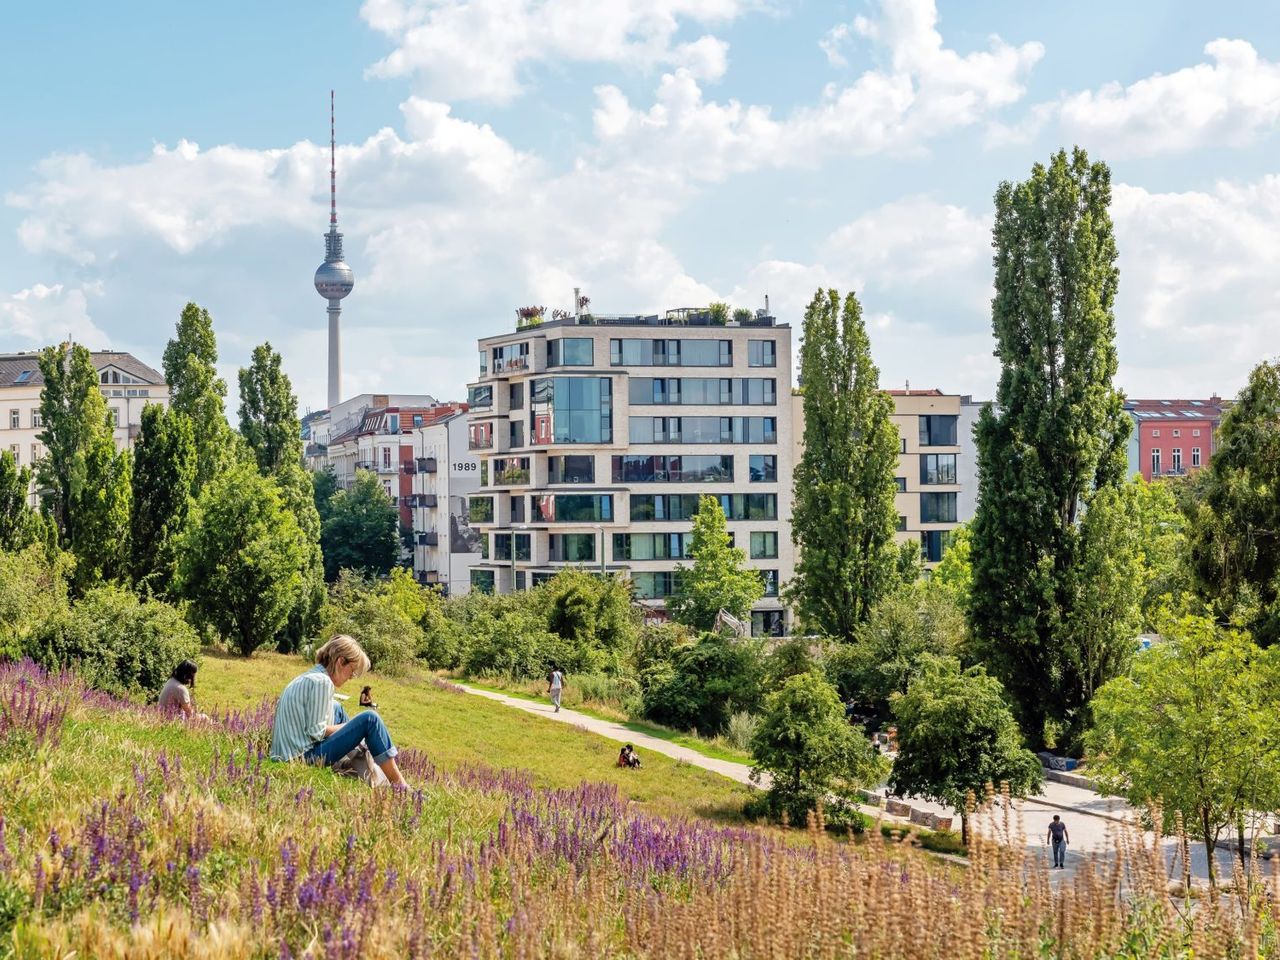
left=0, top=451, right=48, bottom=550
left=788, top=289, right=900, bottom=642
left=130, top=403, right=197, bottom=595
left=35, top=343, right=132, bottom=590
left=969, top=148, right=1132, bottom=745
left=163, top=301, right=231, bottom=492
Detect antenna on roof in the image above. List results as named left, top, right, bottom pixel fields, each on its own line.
left=330, top=89, right=337, bottom=226
left=905, top=379, right=910, bottom=392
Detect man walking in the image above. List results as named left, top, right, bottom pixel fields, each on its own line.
left=1048, top=815, right=1069, bottom=868
left=548, top=663, right=564, bottom=713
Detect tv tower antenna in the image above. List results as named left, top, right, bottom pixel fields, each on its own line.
left=314, top=89, right=355, bottom=409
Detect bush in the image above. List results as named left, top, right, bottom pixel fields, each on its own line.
left=724, top=710, right=759, bottom=752
left=0, top=546, right=71, bottom=660
left=642, top=633, right=765, bottom=734
left=30, top=585, right=200, bottom=697
left=463, top=608, right=558, bottom=679
left=320, top=572, right=420, bottom=673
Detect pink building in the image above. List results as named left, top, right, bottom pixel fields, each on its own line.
left=1126, top=398, right=1228, bottom=482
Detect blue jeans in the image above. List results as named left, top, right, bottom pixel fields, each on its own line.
left=1052, top=838, right=1066, bottom=866
left=304, top=710, right=398, bottom=767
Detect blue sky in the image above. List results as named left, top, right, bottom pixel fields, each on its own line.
left=2, top=1, right=1278, bottom=412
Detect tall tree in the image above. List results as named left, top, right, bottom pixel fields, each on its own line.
left=0, top=450, right=48, bottom=550
left=668, top=494, right=764, bottom=632
left=1181, top=361, right=1280, bottom=644
left=238, top=342, right=303, bottom=475
left=163, top=301, right=230, bottom=492
left=35, top=343, right=132, bottom=590
left=321, top=470, right=400, bottom=581
left=968, top=148, right=1132, bottom=745
left=788, top=289, right=900, bottom=642
left=130, top=403, right=197, bottom=595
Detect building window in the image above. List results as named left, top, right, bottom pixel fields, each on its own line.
left=468, top=385, right=493, bottom=409
left=921, top=530, right=951, bottom=563
left=547, top=338, right=594, bottom=366
left=382, top=447, right=392, bottom=469
left=492, top=457, right=530, bottom=485
left=530, top=377, right=613, bottom=444
left=1172, top=429, right=1180, bottom=438
left=1193, top=429, right=1201, bottom=437
left=629, top=493, right=777, bottom=522
left=492, top=533, right=532, bottom=562
left=469, top=496, right=494, bottom=523
left=548, top=455, right=595, bottom=484
left=412, top=414, right=423, bottom=427
left=609, top=339, right=731, bottom=367
left=1151, top=429, right=1160, bottom=437
left=752, top=610, right=785, bottom=637
left=509, top=383, right=524, bottom=410
left=510, top=495, right=526, bottom=523
left=628, top=416, right=775, bottom=444
left=611, top=454, right=733, bottom=483
left=920, top=492, right=957, bottom=523
left=749, top=455, right=776, bottom=482
left=896, top=515, right=907, bottom=532
left=631, top=571, right=680, bottom=599
left=509, top=420, right=524, bottom=448
left=894, top=477, right=907, bottom=492
left=8, top=444, right=19, bottom=464
left=532, top=494, right=613, bottom=523
left=31, top=443, right=40, bottom=464
left=388, top=414, right=400, bottom=434
left=613, top=532, right=690, bottom=561
left=470, top=569, right=495, bottom=594
left=918, top=415, right=958, bottom=446
left=31, top=411, right=42, bottom=429
left=1151, top=449, right=1161, bottom=476
left=750, top=531, right=779, bottom=559
left=469, top=423, right=493, bottom=451
left=1172, top=448, right=1182, bottom=473
left=491, top=342, right=530, bottom=374
left=1192, top=447, right=1201, bottom=467
left=748, top=340, right=776, bottom=367
left=549, top=533, right=596, bottom=562
left=111, top=408, right=121, bottom=427
left=920, top=453, right=957, bottom=485
left=628, top=377, right=775, bottom=406
left=759, top=570, right=779, bottom=597
left=8, top=410, right=18, bottom=429
left=900, top=437, right=907, bottom=454
left=479, top=351, right=488, bottom=376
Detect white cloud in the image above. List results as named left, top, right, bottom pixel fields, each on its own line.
left=819, top=23, right=852, bottom=68
left=998, top=39, right=1280, bottom=157
left=360, top=0, right=748, bottom=103
left=0, top=284, right=109, bottom=349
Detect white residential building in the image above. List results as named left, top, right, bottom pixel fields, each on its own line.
left=409, top=411, right=482, bottom=595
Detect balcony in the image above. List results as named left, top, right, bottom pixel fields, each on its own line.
left=416, top=531, right=439, bottom=546
left=493, top=357, right=530, bottom=375
left=416, top=457, right=438, bottom=473
left=416, top=570, right=440, bottom=585
left=377, top=462, right=399, bottom=474
left=469, top=435, right=494, bottom=451
left=402, top=461, right=417, bottom=475
left=354, top=460, right=375, bottom=471
left=414, top=493, right=438, bottom=508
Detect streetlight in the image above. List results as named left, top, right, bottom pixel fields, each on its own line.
left=592, top=523, right=607, bottom=577
left=510, top=523, right=529, bottom=594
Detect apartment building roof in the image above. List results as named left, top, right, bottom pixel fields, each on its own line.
left=0, top=350, right=165, bottom=388
left=477, top=311, right=786, bottom=346
left=1125, top=398, right=1229, bottom=420
left=885, top=388, right=946, bottom=397
left=329, top=402, right=467, bottom=446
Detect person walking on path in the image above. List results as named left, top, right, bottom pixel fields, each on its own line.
left=1048, top=815, right=1070, bottom=868
left=548, top=664, right=564, bottom=713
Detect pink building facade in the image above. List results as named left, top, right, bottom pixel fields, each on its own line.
left=1126, top=398, right=1227, bottom=482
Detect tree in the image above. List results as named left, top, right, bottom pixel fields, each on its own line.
left=969, top=148, right=1133, bottom=745
left=320, top=470, right=400, bottom=581
left=668, top=495, right=764, bottom=632
left=163, top=301, right=231, bottom=492
left=312, top=466, right=339, bottom=524
left=1131, top=477, right=1191, bottom=628
left=788, top=289, right=900, bottom=642
left=1181, top=361, right=1280, bottom=645
left=0, top=450, right=47, bottom=550
left=130, top=404, right=197, bottom=595
left=750, top=671, right=888, bottom=826
left=890, top=656, right=1043, bottom=843
left=176, top=463, right=308, bottom=656
left=238, top=342, right=303, bottom=475
left=928, top=522, right=972, bottom=608
left=35, top=342, right=132, bottom=590
left=1087, top=614, right=1280, bottom=885
left=642, top=633, right=765, bottom=734
left=543, top=569, right=637, bottom=657
left=320, top=571, right=421, bottom=673
left=0, top=545, right=72, bottom=660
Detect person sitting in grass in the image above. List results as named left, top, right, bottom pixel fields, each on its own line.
left=158, top=659, right=210, bottom=720
left=359, top=685, right=377, bottom=709
left=616, top=744, right=641, bottom=769
left=269, top=635, right=407, bottom=787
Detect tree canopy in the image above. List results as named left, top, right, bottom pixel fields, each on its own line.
left=163, top=301, right=231, bottom=492
left=668, top=494, right=764, bottom=632
left=320, top=470, right=400, bottom=581
left=130, top=403, right=196, bottom=595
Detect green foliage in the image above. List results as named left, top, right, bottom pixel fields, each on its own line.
left=642, top=633, right=765, bottom=734
left=763, top=639, right=816, bottom=689
left=312, top=466, right=339, bottom=524
left=274, top=462, right=325, bottom=652
left=238, top=342, right=303, bottom=476
left=1130, top=477, right=1191, bottom=627
left=464, top=607, right=559, bottom=679
left=320, top=470, right=400, bottom=581
left=890, top=656, right=1042, bottom=840
left=29, top=584, right=200, bottom=697
left=789, top=289, right=900, bottom=641
left=1181, top=361, right=1280, bottom=645
left=0, top=451, right=48, bottom=551
left=707, top=301, right=731, bottom=325
left=731, top=307, right=753, bottom=323
left=928, top=522, right=972, bottom=608
left=544, top=569, right=637, bottom=655
left=749, top=671, right=888, bottom=825
left=129, top=404, right=196, bottom=596
left=163, top=302, right=232, bottom=492
left=0, top=546, right=72, bottom=659
left=36, top=342, right=133, bottom=592
left=631, top=621, right=694, bottom=676
left=827, top=582, right=967, bottom=715
left=969, top=148, right=1133, bottom=745
left=176, top=463, right=308, bottom=656
left=668, top=495, right=764, bottom=632
left=320, top=571, right=420, bottom=673
left=1087, top=614, right=1280, bottom=885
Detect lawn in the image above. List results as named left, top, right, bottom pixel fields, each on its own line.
left=196, top=650, right=754, bottom=822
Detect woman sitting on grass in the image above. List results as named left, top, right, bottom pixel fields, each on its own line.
left=269, top=635, right=407, bottom=787
left=158, top=659, right=208, bottom=719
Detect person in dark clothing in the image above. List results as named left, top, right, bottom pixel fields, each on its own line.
left=1048, top=815, right=1069, bottom=868
left=360, top=686, right=377, bottom=709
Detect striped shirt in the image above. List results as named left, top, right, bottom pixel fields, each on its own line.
left=269, top=665, right=334, bottom=761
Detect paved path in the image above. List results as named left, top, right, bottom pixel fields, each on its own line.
left=457, top=683, right=1241, bottom=883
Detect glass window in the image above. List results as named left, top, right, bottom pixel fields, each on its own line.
left=491, top=342, right=530, bottom=374
left=750, top=531, right=778, bottom=559
left=388, top=415, right=400, bottom=433
left=612, top=532, right=691, bottom=561
left=510, top=495, right=526, bottom=523
left=919, top=492, right=957, bottom=523
left=895, top=477, right=907, bottom=492
left=8, top=410, right=18, bottom=429
left=549, top=533, right=596, bottom=562
left=468, top=385, right=493, bottom=409
left=492, top=533, right=532, bottom=562
left=548, top=338, right=594, bottom=366
left=630, top=494, right=701, bottom=522
left=749, top=455, right=776, bottom=482
left=609, top=339, right=730, bottom=367
left=509, top=383, right=524, bottom=410
left=752, top=610, right=785, bottom=637
left=509, top=420, right=524, bottom=448
left=918, top=415, right=958, bottom=446
left=919, top=454, right=957, bottom=485
left=611, top=455, right=733, bottom=482
left=470, top=569, right=495, bottom=594
left=1192, top=447, right=1201, bottom=467
left=530, top=377, right=613, bottom=444
left=1172, top=448, right=1182, bottom=473
left=896, top=515, right=907, bottom=532
left=632, top=571, right=680, bottom=599
left=921, top=530, right=951, bottom=564
left=468, top=496, right=494, bottom=523
left=548, top=455, right=595, bottom=484
left=759, top=570, right=779, bottom=597
left=492, top=457, right=530, bottom=485
left=533, top=494, right=613, bottom=523
left=748, top=340, right=776, bottom=367
left=469, top=422, right=493, bottom=450
left=1151, top=449, right=1161, bottom=476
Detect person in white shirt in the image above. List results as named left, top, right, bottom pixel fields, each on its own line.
left=548, top=663, right=564, bottom=713
left=158, top=660, right=207, bottom=719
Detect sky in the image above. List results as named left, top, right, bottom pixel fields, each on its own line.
left=2, top=0, right=1278, bottom=414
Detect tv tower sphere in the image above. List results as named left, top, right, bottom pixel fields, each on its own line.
left=316, top=90, right=353, bottom=408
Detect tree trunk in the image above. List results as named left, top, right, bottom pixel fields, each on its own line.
left=1202, top=809, right=1216, bottom=889
left=960, top=812, right=969, bottom=847
left=1237, top=815, right=1247, bottom=869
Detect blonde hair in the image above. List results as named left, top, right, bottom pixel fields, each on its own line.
left=314, top=635, right=371, bottom=677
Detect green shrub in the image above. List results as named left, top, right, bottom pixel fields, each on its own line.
left=642, top=633, right=765, bottom=734
left=0, top=546, right=71, bottom=660
left=30, top=585, right=200, bottom=697
left=463, top=609, right=557, bottom=678
left=724, top=710, right=759, bottom=752
left=320, top=572, right=420, bottom=673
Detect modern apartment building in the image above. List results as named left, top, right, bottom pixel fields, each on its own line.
left=957, top=395, right=988, bottom=523
left=2, top=350, right=169, bottom=491
left=888, top=390, right=963, bottom=565
left=409, top=410, right=483, bottom=595
left=1124, top=397, right=1228, bottom=481
left=466, top=307, right=794, bottom=637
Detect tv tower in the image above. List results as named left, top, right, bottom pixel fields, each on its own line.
left=314, top=90, right=354, bottom=409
